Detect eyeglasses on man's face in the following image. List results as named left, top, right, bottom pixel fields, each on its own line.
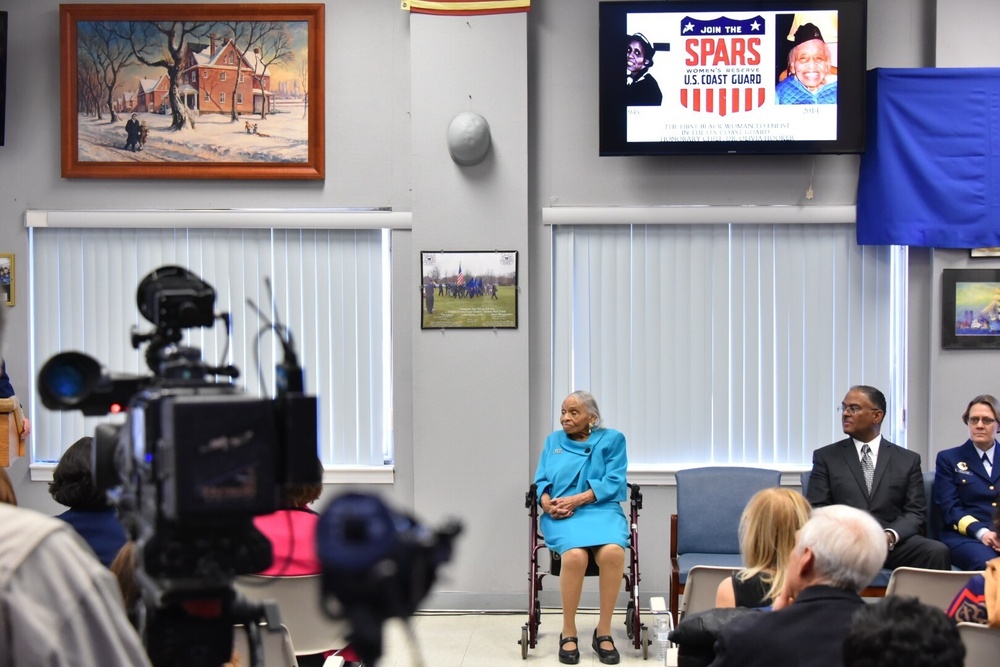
left=837, top=404, right=879, bottom=415
left=968, top=416, right=997, bottom=426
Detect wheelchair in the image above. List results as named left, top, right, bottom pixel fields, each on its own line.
left=519, top=482, right=647, bottom=659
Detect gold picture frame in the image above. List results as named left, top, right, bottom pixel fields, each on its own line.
left=0, top=253, right=13, bottom=306
left=60, top=3, right=325, bottom=180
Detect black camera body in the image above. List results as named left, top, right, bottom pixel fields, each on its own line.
left=97, top=386, right=318, bottom=579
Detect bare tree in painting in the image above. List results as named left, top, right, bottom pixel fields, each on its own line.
left=217, top=20, right=290, bottom=123
left=126, top=20, right=212, bottom=131
left=76, top=59, right=102, bottom=118
left=298, top=58, right=308, bottom=119
left=77, top=22, right=139, bottom=124
left=250, top=29, right=295, bottom=121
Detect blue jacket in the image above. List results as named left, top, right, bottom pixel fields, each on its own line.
left=933, top=440, right=1000, bottom=548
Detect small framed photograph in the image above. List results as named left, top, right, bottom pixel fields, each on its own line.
left=971, top=247, right=1000, bottom=258
left=0, top=253, right=13, bottom=306
left=941, top=268, right=1000, bottom=349
left=420, top=250, right=518, bottom=329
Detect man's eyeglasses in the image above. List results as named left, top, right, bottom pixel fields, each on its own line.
left=968, top=416, right=997, bottom=426
left=837, top=405, right=878, bottom=415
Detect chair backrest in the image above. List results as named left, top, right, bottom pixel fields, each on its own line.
left=232, top=623, right=299, bottom=667
left=923, top=470, right=944, bottom=541
left=675, top=467, right=782, bottom=554
left=957, top=622, right=1000, bottom=665
left=800, top=470, right=810, bottom=496
left=679, top=565, right=738, bottom=619
left=234, top=574, right=350, bottom=656
left=884, top=567, right=976, bottom=612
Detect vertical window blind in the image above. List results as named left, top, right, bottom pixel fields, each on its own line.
left=552, top=223, right=906, bottom=467
left=29, top=227, right=390, bottom=467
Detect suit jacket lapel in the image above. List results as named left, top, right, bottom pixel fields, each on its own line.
left=839, top=439, right=871, bottom=500
left=870, top=440, right=892, bottom=498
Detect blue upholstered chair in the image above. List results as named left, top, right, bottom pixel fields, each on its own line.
left=669, top=466, right=782, bottom=621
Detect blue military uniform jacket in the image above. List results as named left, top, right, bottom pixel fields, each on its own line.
left=933, top=439, right=1000, bottom=548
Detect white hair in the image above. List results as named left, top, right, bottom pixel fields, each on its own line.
left=796, top=505, right=887, bottom=592
left=568, top=390, right=604, bottom=430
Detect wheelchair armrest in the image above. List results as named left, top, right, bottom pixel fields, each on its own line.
left=525, top=483, right=538, bottom=509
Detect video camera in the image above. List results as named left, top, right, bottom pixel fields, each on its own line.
left=38, top=266, right=320, bottom=666
left=38, top=266, right=461, bottom=667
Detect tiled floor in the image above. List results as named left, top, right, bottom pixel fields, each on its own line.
left=377, top=609, right=665, bottom=667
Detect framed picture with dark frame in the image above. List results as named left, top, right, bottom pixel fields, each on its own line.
left=941, top=268, right=1000, bottom=349
left=60, top=3, right=325, bottom=180
left=420, top=250, right=518, bottom=330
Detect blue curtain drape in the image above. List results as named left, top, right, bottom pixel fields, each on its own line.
left=857, top=68, right=1000, bottom=248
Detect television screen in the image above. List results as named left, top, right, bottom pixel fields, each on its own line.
left=599, top=0, right=867, bottom=155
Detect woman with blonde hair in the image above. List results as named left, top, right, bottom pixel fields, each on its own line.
left=715, top=487, right=812, bottom=608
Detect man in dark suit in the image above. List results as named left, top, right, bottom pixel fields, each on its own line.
left=709, top=504, right=888, bottom=667
left=806, top=385, right=951, bottom=570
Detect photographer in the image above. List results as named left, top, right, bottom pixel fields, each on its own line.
left=0, top=307, right=151, bottom=665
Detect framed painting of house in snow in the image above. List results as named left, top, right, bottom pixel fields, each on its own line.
left=60, top=4, right=324, bottom=180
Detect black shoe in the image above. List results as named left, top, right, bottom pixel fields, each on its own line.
left=592, top=630, right=620, bottom=665
left=559, top=634, right=580, bottom=665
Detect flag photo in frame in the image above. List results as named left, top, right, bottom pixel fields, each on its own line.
left=0, top=254, right=13, bottom=306
left=420, top=251, right=518, bottom=330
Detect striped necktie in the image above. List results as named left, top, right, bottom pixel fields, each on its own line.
left=861, top=444, right=874, bottom=493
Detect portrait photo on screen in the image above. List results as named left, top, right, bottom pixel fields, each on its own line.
left=599, top=0, right=867, bottom=156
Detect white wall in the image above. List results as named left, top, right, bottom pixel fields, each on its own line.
left=2, top=0, right=992, bottom=610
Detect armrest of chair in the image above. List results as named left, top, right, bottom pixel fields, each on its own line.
left=670, top=513, right=680, bottom=622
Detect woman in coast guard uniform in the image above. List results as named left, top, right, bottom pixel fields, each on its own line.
left=933, top=394, right=1000, bottom=570
left=533, top=390, right=628, bottom=665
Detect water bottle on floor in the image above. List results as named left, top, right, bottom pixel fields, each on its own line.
left=650, top=596, right=672, bottom=665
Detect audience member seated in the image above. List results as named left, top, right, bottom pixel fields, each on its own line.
left=253, top=473, right=324, bottom=576
left=0, top=305, right=150, bottom=666
left=933, top=394, right=1000, bottom=570
left=49, top=436, right=128, bottom=566
left=946, top=507, right=1000, bottom=626
left=253, top=467, right=361, bottom=667
left=843, top=595, right=964, bottom=667
left=708, top=504, right=887, bottom=667
left=109, top=541, right=141, bottom=620
left=715, top=487, right=812, bottom=609
left=0, top=466, right=16, bottom=505
left=806, top=385, right=951, bottom=571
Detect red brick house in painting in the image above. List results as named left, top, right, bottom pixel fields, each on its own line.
left=135, top=76, right=168, bottom=113
left=179, top=34, right=274, bottom=116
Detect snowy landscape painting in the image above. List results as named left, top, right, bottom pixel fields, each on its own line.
left=60, top=4, right=324, bottom=180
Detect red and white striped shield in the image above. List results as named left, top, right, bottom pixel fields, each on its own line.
left=680, top=87, right=766, bottom=117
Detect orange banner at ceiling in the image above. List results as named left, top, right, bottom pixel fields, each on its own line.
left=401, top=0, right=530, bottom=16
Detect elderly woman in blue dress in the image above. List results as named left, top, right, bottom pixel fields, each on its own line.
left=534, top=390, right=628, bottom=665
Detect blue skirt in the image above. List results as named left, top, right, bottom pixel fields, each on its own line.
left=540, top=501, right=629, bottom=555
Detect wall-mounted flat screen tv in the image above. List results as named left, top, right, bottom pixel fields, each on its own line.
left=599, top=0, right=867, bottom=155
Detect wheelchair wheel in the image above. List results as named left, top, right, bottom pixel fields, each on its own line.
left=625, top=600, right=636, bottom=639
left=641, top=625, right=649, bottom=660
left=520, top=625, right=529, bottom=659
